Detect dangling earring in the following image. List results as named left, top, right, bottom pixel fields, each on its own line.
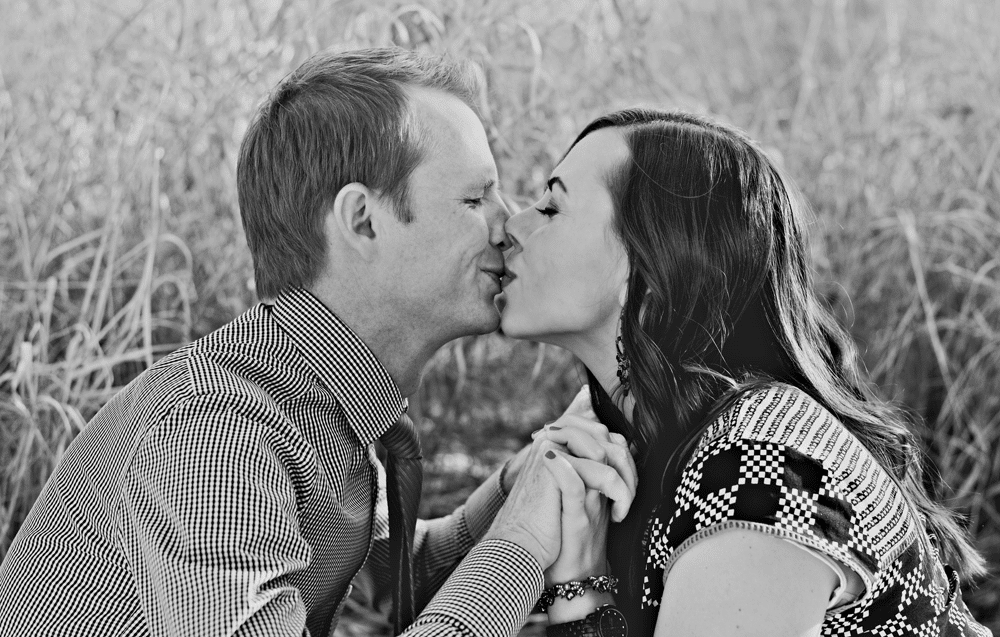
left=616, top=310, right=631, bottom=396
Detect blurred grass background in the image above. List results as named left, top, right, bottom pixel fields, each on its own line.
left=1, top=0, right=998, bottom=633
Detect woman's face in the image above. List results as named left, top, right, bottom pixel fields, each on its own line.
left=500, top=128, right=631, bottom=347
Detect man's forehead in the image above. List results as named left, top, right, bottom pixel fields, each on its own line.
left=406, top=86, right=478, bottom=132
left=405, top=86, right=497, bottom=181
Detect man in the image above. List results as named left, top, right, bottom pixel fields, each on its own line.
left=0, top=48, right=634, bottom=636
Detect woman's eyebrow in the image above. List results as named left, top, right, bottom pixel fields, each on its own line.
left=547, top=176, right=568, bottom=195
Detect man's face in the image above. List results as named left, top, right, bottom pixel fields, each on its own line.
left=378, top=87, right=509, bottom=343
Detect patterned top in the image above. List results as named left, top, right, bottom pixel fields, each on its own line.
left=0, top=287, right=543, bottom=637
left=637, top=385, right=990, bottom=636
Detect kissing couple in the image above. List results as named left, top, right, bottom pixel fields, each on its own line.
left=0, top=48, right=989, bottom=637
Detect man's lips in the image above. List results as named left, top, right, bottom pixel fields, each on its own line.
left=483, top=268, right=503, bottom=288
left=481, top=265, right=516, bottom=291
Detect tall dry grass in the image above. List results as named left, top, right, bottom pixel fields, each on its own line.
left=1, top=0, right=998, bottom=632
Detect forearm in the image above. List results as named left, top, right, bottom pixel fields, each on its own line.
left=363, top=468, right=509, bottom=610
left=413, top=469, right=508, bottom=604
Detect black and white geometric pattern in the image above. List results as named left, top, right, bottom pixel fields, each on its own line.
left=639, top=385, right=991, bottom=636
left=0, top=287, right=539, bottom=636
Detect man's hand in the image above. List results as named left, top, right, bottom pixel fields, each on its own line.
left=483, top=438, right=565, bottom=569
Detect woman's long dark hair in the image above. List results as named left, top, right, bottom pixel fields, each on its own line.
left=570, top=109, right=985, bottom=626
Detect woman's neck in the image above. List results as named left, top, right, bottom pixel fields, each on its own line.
left=568, top=333, right=636, bottom=423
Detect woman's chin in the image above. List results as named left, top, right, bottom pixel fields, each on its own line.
left=498, top=299, right=535, bottom=340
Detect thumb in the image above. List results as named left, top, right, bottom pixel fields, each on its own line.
left=565, top=385, right=596, bottom=418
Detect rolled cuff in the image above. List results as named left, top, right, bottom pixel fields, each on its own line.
left=407, top=539, right=544, bottom=637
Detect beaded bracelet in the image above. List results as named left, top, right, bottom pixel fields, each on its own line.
left=538, top=575, right=619, bottom=612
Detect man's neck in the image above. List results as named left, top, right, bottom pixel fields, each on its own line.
left=306, top=281, right=435, bottom=398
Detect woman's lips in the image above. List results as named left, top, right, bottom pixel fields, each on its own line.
left=501, top=267, right=517, bottom=289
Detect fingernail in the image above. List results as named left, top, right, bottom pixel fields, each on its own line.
left=548, top=426, right=562, bottom=431
left=544, top=450, right=556, bottom=459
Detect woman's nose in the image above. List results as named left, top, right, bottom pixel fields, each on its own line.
left=503, top=208, right=529, bottom=253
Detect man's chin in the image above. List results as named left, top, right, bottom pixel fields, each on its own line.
left=467, top=302, right=502, bottom=336
left=483, top=308, right=503, bottom=334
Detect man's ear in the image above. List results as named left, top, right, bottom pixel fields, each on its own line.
left=329, top=183, right=378, bottom=260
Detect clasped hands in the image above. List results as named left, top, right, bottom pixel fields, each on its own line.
left=484, top=386, right=638, bottom=594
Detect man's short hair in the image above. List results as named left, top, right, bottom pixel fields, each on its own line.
left=237, top=48, right=483, bottom=299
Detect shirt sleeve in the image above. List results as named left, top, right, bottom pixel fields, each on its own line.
left=655, top=437, right=867, bottom=576
left=366, top=466, right=509, bottom=612
left=648, top=387, right=888, bottom=608
left=120, top=397, right=315, bottom=637
left=781, top=539, right=865, bottom=610
left=404, top=539, right=544, bottom=637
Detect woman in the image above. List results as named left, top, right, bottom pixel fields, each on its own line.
left=501, top=109, right=990, bottom=636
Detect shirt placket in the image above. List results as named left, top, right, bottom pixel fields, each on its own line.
left=325, top=443, right=382, bottom=637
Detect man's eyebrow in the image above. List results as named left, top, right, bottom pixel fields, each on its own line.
left=547, top=176, right=567, bottom=194
left=465, top=178, right=496, bottom=195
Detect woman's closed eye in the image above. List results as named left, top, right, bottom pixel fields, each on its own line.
left=538, top=204, right=560, bottom=217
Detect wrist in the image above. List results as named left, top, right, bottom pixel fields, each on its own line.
left=545, top=560, right=609, bottom=588
left=546, top=590, right=615, bottom=624
left=546, top=604, right=628, bottom=637
left=482, top=525, right=552, bottom=571
left=501, top=445, right=532, bottom=494
left=539, top=574, right=618, bottom=613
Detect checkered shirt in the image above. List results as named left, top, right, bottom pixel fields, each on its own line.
left=637, top=385, right=991, bottom=636
left=0, top=287, right=543, bottom=637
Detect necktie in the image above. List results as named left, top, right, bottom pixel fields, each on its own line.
left=379, top=413, right=423, bottom=634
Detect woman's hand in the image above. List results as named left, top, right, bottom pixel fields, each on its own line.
left=501, top=386, right=637, bottom=521
left=531, top=399, right=637, bottom=523
left=528, top=389, right=634, bottom=622
left=540, top=448, right=611, bottom=585
left=500, top=385, right=597, bottom=493
left=489, top=384, right=635, bottom=615
left=538, top=447, right=617, bottom=624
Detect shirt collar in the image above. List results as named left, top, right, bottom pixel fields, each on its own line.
left=270, top=286, right=405, bottom=446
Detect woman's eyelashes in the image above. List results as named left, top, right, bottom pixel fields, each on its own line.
left=537, top=203, right=560, bottom=217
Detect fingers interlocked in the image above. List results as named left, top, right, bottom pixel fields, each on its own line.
left=531, top=415, right=637, bottom=522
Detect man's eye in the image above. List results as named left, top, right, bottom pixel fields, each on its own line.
left=464, top=198, right=484, bottom=207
